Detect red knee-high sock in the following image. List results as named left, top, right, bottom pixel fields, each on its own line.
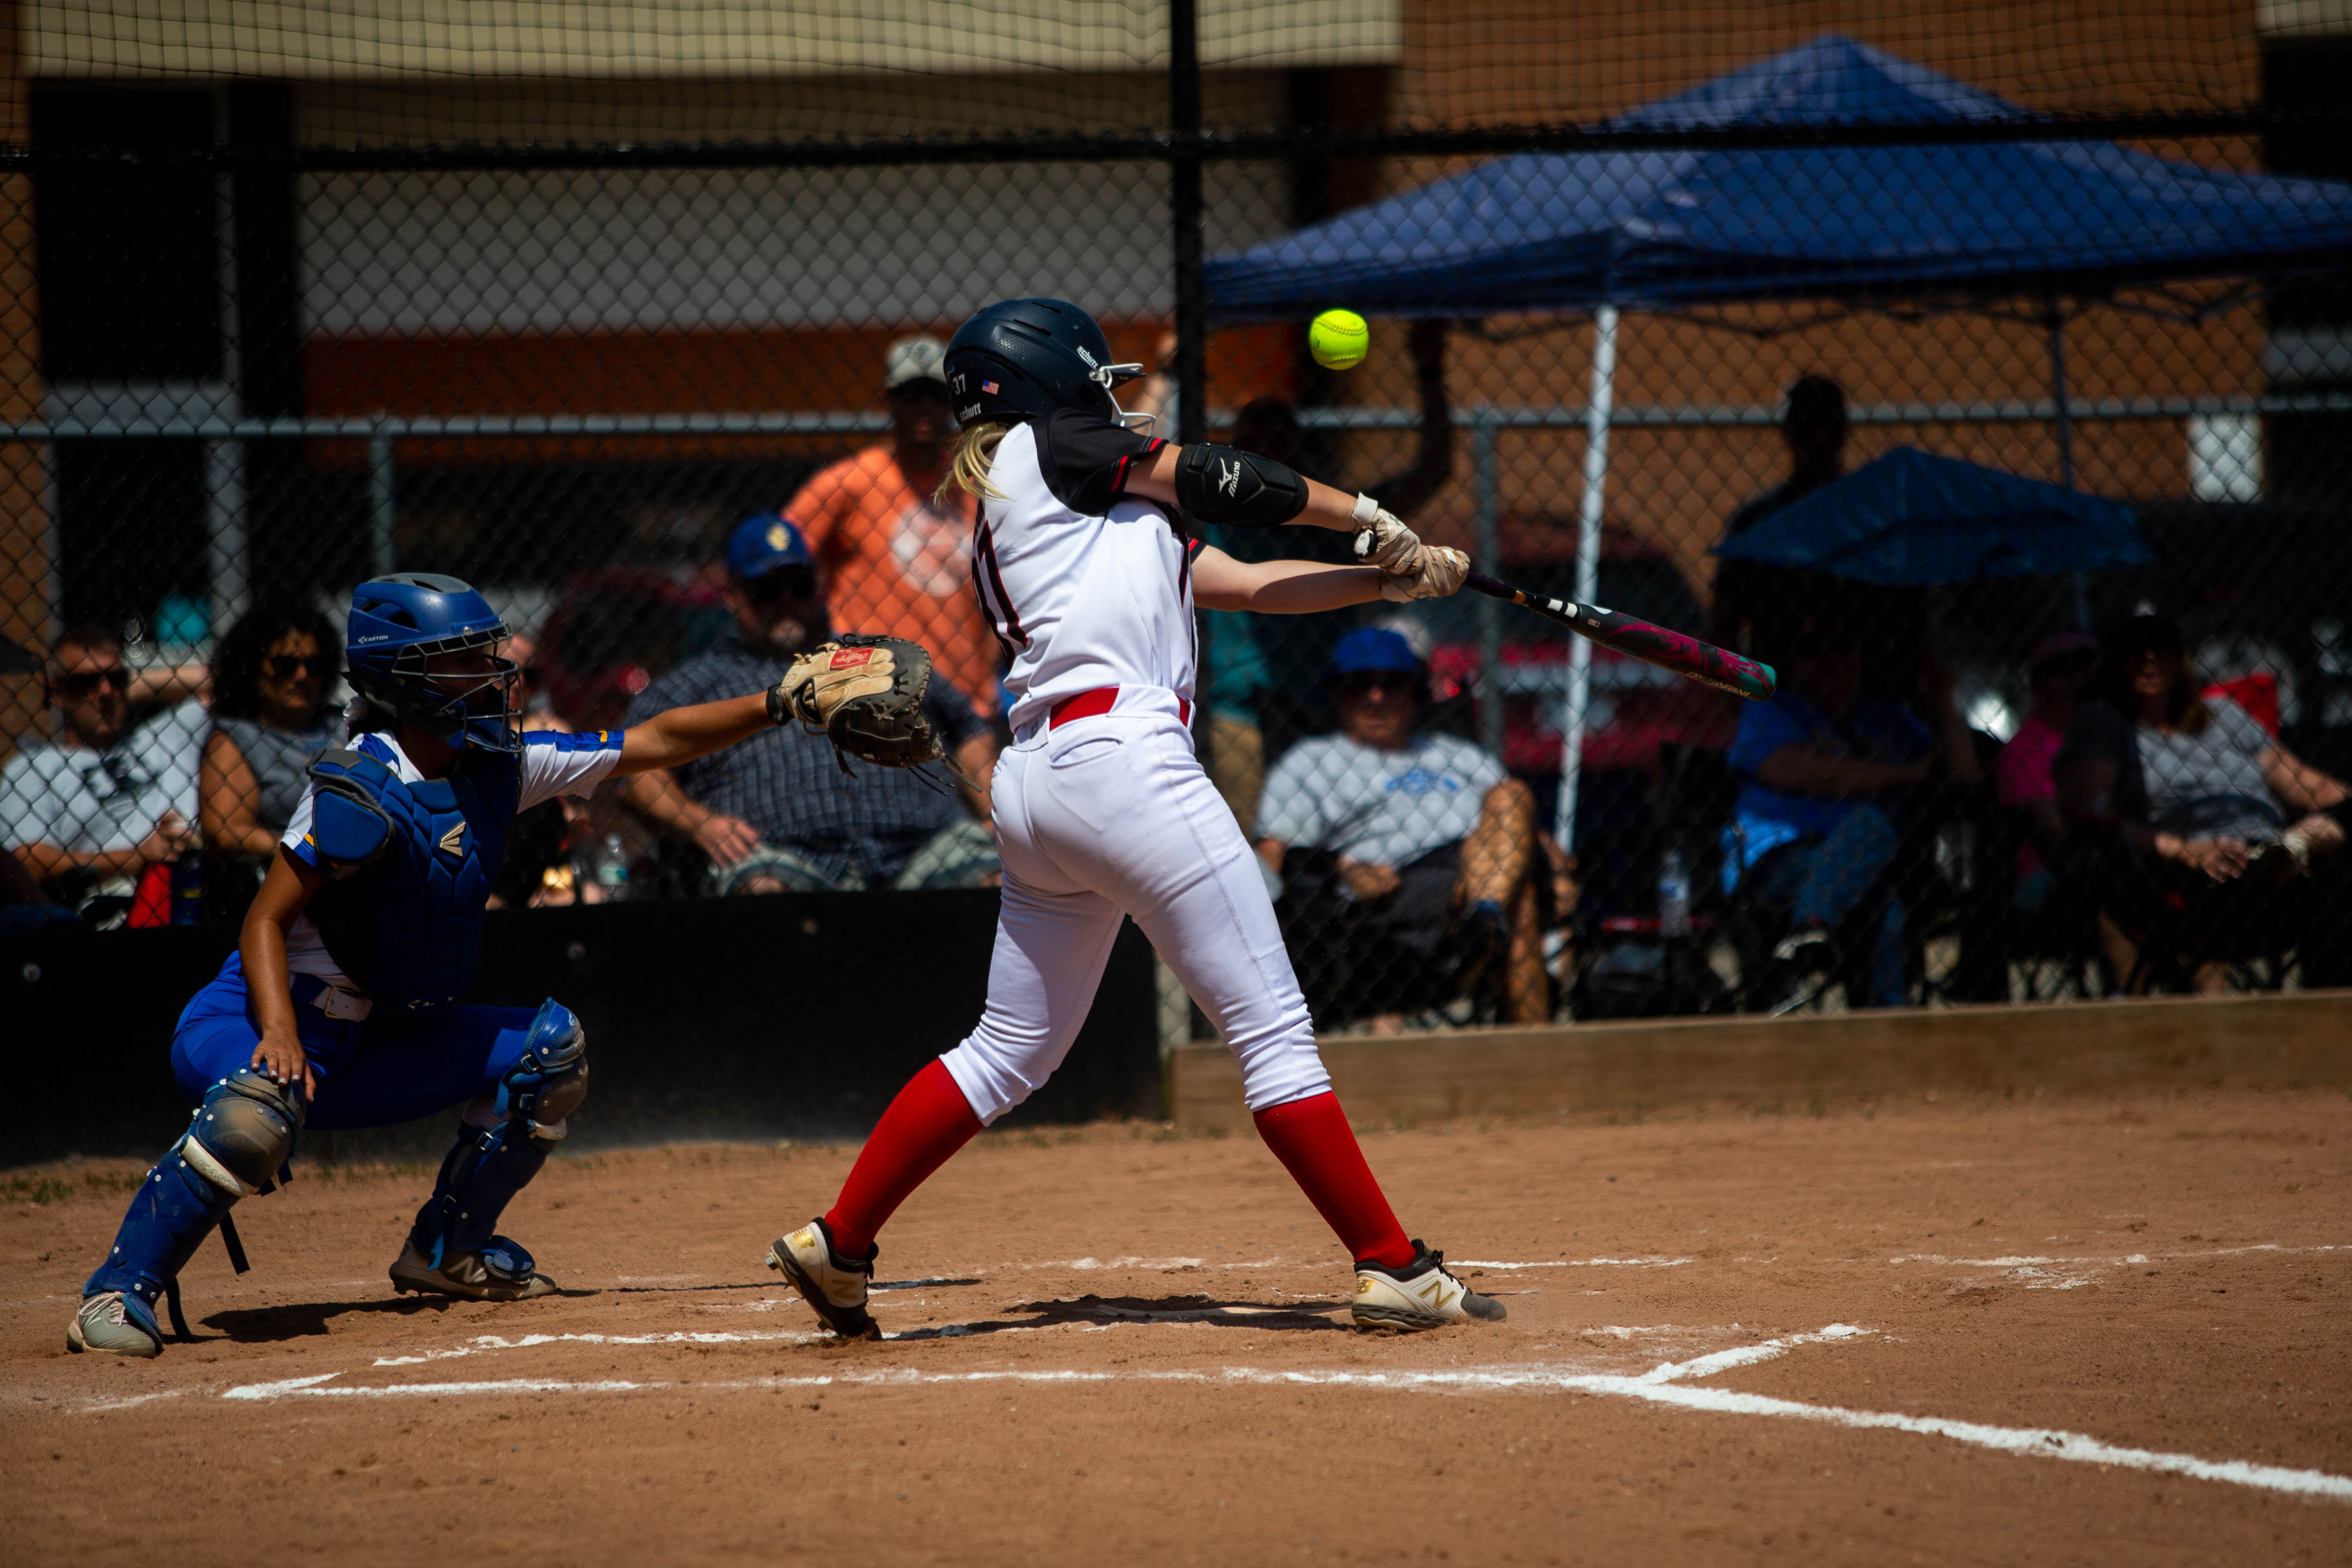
left=1252, top=1092, right=1416, bottom=1269
left=823, top=1059, right=983, bottom=1257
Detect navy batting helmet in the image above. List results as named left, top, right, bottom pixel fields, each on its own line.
left=945, top=299, right=1149, bottom=431
left=345, top=573, right=521, bottom=754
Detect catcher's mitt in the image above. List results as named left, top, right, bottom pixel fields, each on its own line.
left=768, top=634, right=943, bottom=770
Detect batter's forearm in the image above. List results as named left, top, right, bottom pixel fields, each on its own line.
left=1234, top=562, right=1387, bottom=614
left=1191, top=549, right=1384, bottom=614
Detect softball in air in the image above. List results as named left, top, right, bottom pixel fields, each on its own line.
left=1309, top=309, right=1369, bottom=370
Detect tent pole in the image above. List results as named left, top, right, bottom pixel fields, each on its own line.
left=1557, top=304, right=1618, bottom=851
left=2047, top=295, right=2090, bottom=626
left=1473, top=410, right=1504, bottom=760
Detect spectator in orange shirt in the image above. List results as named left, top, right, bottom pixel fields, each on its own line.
left=786, top=335, right=999, bottom=718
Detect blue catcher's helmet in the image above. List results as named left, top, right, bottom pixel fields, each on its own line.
left=944, top=299, right=1151, bottom=433
left=344, top=573, right=522, bottom=754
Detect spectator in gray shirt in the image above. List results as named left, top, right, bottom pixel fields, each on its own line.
left=0, top=625, right=201, bottom=901
left=1255, top=628, right=1546, bottom=1026
left=624, top=513, right=1000, bottom=893
left=2058, top=605, right=2350, bottom=991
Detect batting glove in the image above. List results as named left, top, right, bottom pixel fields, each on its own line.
left=1380, top=545, right=1470, bottom=602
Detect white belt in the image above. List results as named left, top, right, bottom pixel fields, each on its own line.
left=303, top=981, right=373, bottom=1021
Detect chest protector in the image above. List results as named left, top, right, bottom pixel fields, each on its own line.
left=303, top=745, right=517, bottom=1012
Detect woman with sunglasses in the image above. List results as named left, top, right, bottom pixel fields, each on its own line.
left=199, top=601, right=346, bottom=917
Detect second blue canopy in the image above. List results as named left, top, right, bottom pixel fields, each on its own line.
left=1712, top=447, right=2150, bottom=585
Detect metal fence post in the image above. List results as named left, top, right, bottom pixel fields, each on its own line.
left=1169, top=0, right=1204, bottom=446
left=368, top=426, right=397, bottom=578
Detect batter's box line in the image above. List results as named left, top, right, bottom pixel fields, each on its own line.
left=213, top=1325, right=2352, bottom=1504
left=373, top=1327, right=828, bottom=1366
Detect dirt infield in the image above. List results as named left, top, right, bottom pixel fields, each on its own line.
left=5, top=1088, right=2347, bottom=1565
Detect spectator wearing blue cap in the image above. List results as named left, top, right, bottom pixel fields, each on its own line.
left=621, top=514, right=1000, bottom=892
left=1254, top=627, right=1547, bottom=1026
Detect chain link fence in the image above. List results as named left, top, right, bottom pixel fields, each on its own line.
left=5, top=3, right=2350, bottom=1026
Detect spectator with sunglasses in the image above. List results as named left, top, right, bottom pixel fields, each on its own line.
left=623, top=513, right=1000, bottom=893
left=1255, top=628, right=1548, bottom=1027
left=198, top=602, right=346, bottom=913
left=0, top=625, right=201, bottom=901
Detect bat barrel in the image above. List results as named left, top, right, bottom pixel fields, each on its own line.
left=1461, top=571, right=1776, bottom=701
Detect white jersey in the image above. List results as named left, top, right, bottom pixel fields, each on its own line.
left=277, top=729, right=623, bottom=991
left=971, top=412, right=1196, bottom=734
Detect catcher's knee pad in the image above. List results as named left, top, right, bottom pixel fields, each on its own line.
left=494, top=998, right=588, bottom=1142
left=179, top=1070, right=306, bottom=1197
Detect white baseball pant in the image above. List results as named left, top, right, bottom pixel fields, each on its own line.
left=939, top=688, right=1329, bottom=1124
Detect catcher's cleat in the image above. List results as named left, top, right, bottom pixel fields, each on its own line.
left=389, top=1237, right=557, bottom=1301
left=1351, top=1243, right=1507, bottom=1334
left=767, top=1217, right=882, bottom=1341
left=67, top=1290, right=165, bottom=1358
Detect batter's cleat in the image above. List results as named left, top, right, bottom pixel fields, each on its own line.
left=389, top=1236, right=558, bottom=1301
left=67, top=1290, right=165, bottom=1358
left=1351, top=1243, right=1508, bottom=1334
left=767, top=1217, right=882, bottom=1341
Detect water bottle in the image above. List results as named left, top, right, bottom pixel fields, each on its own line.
left=595, top=833, right=630, bottom=898
left=1657, top=847, right=1690, bottom=939
left=171, top=851, right=206, bottom=926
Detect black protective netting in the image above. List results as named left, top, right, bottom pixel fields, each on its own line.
left=5, top=2, right=2350, bottom=1024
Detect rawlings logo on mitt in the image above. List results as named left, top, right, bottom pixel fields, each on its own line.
left=767, top=633, right=944, bottom=770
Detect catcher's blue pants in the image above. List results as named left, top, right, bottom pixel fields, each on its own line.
left=171, top=957, right=542, bottom=1128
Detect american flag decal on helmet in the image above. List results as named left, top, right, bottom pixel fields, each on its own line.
left=982, top=380, right=1000, bottom=394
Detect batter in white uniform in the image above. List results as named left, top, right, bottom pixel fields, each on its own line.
left=767, top=298, right=1504, bottom=1336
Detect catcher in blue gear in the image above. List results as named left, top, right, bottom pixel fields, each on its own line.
left=69, top=573, right=939, bottom=1358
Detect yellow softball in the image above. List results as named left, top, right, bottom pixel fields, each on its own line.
left=1308, top=309, right=1369, bottom=370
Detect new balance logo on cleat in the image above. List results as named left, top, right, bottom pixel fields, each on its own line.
left=1349, top=1243, right=1507, bottom=1334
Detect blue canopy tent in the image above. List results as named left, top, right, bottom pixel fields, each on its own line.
left=1714, top=447, right=2153, bottom=586
left=1206, top=34, right=2352, bottom=840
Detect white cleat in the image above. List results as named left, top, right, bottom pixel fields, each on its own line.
left=1351, top=1243, right=1508, bottom=1334
left=766, top=1217, right=882, bottom=1341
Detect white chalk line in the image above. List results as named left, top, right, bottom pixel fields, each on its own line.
left=374, top=1327, right=827, bottom=1367
left=1889, top=1241, right=2346, bottom=1269
left=210, top=1322, right=2352, bottom=1502
left=1889, top=1240, right=2347, bottom=1293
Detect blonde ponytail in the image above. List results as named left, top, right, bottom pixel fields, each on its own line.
left=938, top=421, right=1012, bottom=506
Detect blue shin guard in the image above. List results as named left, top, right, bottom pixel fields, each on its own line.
left=407, top=1119, right=551, bottom=1269
left=404, top=998, right=584, bottom=1274
left=85, top=1152, right=240, bottom=1334
left=84, top=1070, right=303, bottom=1338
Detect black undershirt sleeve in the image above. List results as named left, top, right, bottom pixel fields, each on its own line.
left=1033, top=409, right=1166, bottom=516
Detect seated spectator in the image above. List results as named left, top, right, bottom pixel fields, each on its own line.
left=1993, top=629, right=2098, bottom=907
left=198, top=600, right=344, bottom=916
left=2056, top=605, right=2350, bottom=992
left=0, top=625, right=201, bottom=906
left=623, top=513, right=1000, bottom=892
left=1725, top=613, right=1979, bottom=1008
left=1255, top=628, right=1547, bottom=1027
